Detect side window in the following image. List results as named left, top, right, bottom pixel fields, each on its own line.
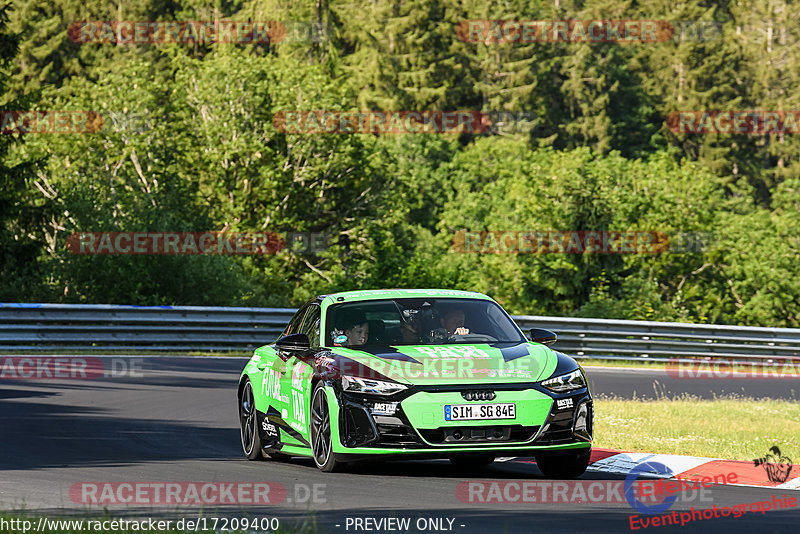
left=281, top=306, right=309, bottom=339
left=299, top=305, right=321, bottom=347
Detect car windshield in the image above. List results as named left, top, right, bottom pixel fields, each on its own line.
left=324, top=298, right=526, bottom=347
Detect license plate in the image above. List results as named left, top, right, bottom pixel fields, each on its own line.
left=371, top=402, right=397, bottom=415
left=444, top=403, right=516, bottom=421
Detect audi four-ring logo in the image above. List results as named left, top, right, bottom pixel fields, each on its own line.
left=462, top=390, right=496, bottom=401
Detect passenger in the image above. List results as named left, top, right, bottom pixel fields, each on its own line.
left=338, top=309, right=369, bottom=346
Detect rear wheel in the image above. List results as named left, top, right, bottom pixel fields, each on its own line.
left=534, top=447, right=591, bottom=478
left=239, top=379, right=263, bottom=460
left=310, top=382, right=342, bottom=472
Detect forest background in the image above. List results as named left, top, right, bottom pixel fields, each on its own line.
left=1, top=0, right=798, bottom=327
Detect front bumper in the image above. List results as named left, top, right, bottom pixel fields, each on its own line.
left=330, top=382, right=593, bottom=457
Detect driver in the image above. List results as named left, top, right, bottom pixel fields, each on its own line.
left=440, top=307, right=470, bottom=336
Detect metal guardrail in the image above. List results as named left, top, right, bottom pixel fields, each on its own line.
left=0, top=303, right=294, bottom=352
left=1, top=303, right=800, bottom=362
left=513, top=316, right=800, bottom=363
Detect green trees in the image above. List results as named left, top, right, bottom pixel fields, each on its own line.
left=1, top=0, right=799, bottom=326
left=336, top=0, right=480, bottom=111
left=0, top=1, right=45, bottom=301
left=430, top=139, right=725, bottom=320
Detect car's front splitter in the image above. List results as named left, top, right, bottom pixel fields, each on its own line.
left=331, top=441, right=591, bottom=463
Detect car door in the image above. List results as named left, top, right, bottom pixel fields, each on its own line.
left=281, top=304, right=320, bottom=441
left=253, top=305, right=310, bottom=431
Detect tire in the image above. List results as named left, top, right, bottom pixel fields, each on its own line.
left=310, top=382, right=343, bottom=472
left=534, top=447, right=591, bottom=478
left=449, top=454, right=495, bottom=468
left=239, top=379, right=264, bottom=460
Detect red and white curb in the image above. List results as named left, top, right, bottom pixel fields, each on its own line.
left=503, top=448, right=800, bottom=490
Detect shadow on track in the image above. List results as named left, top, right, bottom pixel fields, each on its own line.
left=0, top=398, right=239, bottom=471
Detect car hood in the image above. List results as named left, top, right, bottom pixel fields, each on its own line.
left=324, top=342, right=558, bottom=386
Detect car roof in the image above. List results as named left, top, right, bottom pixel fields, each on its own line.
left=318, top=288, right=494, bottom=305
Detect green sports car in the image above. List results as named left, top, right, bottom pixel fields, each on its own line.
left=237, top=289, right=593, bottom=475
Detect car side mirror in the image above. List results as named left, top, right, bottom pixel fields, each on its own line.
left=275, top=333, right=312, bottom=355
left=529, top=328, right=557, bottom=346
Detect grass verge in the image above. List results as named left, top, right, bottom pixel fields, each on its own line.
left=594, top=393, right=800, bottom=461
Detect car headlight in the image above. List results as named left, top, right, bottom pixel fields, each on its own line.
left=341, top=376, right=407, bottom=396
left=541, top=369, right=587, bottom=393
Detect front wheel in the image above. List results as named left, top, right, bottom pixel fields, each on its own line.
left=239, top=379, right=264, bottom=460
left=534, top=448, right=591, bottom=478
left=310, top=382, right=343, bottom=472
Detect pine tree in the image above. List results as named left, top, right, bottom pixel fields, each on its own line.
left=632, top=0, right=753, bottom=192
left=729, top=0, right=800, bottom=205
left=336, top=0, right=480, bottom=111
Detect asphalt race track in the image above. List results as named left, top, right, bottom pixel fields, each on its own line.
left=1, top=356, right=798, bottom=534
left=586, top=365, right=800, bottom=400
